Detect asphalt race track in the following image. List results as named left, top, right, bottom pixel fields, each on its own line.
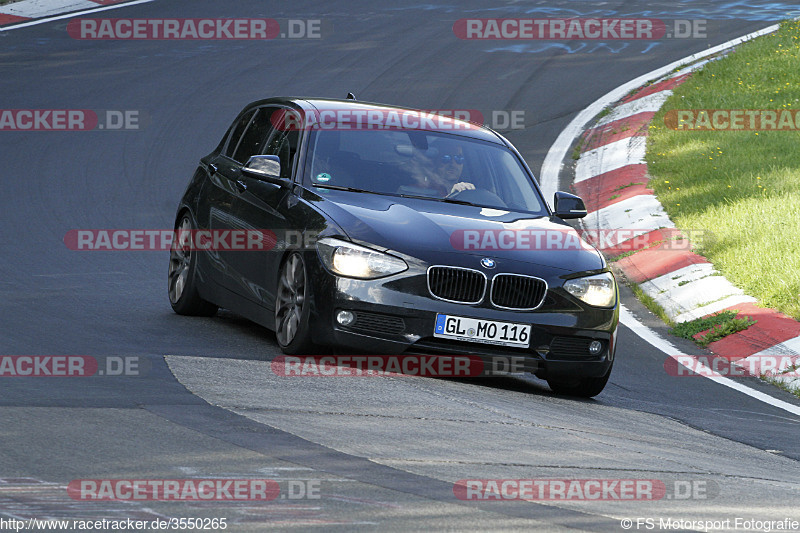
left=2, top=1, right=800, bottom=530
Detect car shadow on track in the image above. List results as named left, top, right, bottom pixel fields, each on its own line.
left=166, top=309, right=606, bottom=402
left=437, top=375, right=603, bottom=402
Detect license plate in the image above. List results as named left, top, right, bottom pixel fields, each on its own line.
left=434, top=314, right=531, bottom=348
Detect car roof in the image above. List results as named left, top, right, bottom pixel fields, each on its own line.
left=243, top=96, right=506, bottom=145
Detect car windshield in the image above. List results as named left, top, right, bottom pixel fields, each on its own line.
left=303, top=128, right=547, bottom=214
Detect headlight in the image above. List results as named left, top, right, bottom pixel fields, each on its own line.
left=317, top=237, right=408, bottom=279
left=564, top=272, right=616, bottom=307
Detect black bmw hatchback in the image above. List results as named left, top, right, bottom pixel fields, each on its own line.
left=169, top=97, right=619, bottom=397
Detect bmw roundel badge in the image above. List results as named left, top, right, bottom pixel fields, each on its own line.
left=480, top=258, right=496, bottom=269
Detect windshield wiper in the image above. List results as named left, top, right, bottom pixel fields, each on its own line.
left=311, top=184, right=481, bottom=207
left=311, top=184, right=404, bottom=199
left=310, top=183, right=377, bottom=194
left=436, top=196, right=479, bottom=206
left=393, top=192, right=478, bottom=206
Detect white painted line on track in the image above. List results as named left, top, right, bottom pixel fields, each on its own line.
left=666, top=58, right=716, bottom=77
left=539, top=23, right=780, bottom=202
left=0, top=0, right=156, bottom=31
left=620, top=304, right=800, bottom=417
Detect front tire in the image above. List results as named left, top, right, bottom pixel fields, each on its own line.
left=168, top=214, right=218, bottom=316
left=275, top=253, right=316, bottom=354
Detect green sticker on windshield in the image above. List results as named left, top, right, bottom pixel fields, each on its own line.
left=316, top=172, right=331, bottom=182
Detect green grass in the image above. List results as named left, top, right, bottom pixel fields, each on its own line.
left=763, top=375, right=800, bottom=397
left=612, top=182, right=643, bottom=192
left=647, top=19, right=800, bottom=320
left=630, top=283, right=675, bottom=327
left=671, top=310, right=756, bottom=347
left=623, top=281, right=753, bottom=347
left=608, top=249, right=639, bottom=262
left=571, top=138, right=585, bottom=160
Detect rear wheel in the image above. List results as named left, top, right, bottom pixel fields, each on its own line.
left=275, top=253, right=316, bottom=354
left=546, top=364, right=612, bottom=398
left=168, top=215, right=218, bottom=316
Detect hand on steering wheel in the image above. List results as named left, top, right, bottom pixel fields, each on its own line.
left=447, top=182, right=476, bottom=196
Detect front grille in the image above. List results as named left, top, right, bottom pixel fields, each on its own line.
left=549, top=337, right=603, bottom=359
left=350, top=311, right=406, bottom=335
left=427, top=266, right=486, bottom=304
left=490, top=274, right=548, bottom=310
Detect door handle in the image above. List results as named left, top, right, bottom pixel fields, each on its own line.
left=235, top=179, right=247, bottom=192
left=209, top=163, right=218, bottom=175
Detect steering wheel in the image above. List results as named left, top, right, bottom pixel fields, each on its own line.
left=448, top=188, right=508, bottom=208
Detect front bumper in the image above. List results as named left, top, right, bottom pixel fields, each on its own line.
left=305, top=256, right=618, bottom=381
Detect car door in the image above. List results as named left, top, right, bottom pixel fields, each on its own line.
left=226, top=110, right=303, bottom=310
left=203, top=106, right=274, bottom=295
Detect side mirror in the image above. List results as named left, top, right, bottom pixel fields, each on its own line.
left=242, top=155, right=282, bottom=181
left=553, top=191, right=587, bottom=219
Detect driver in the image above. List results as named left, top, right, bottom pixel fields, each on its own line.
left=422, top=139, right=476, bottom=197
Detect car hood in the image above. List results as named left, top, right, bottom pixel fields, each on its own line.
left=312, top=191, right=604, bottom=273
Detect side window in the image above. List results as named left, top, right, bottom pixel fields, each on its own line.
left=231, top=107, right=277, bottom=164
left=224, top=109, right=256, bottom=160
left=263, top=126, right=300, bottom=180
